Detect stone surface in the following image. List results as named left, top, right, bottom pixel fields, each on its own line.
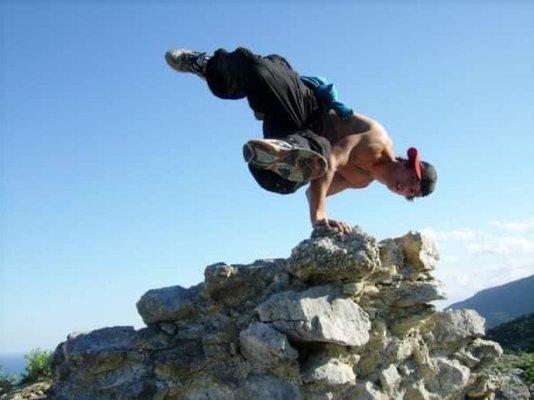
left=303, top=357, right=356, bottom=387
left=379, top=364, right=401, bottom=395
left=288, top=226, right=379, bottom=283
left=49, top=227, right=506, bottom=400
left=255, top=285, right=371, bottom=346
left=136, top=285, right=199, bottom=324
left=393, top=281, right=445, bottom=307
left=204, top=259, right=287, bottom=307
left=427, top=358, right=470, bottom=399
left=431, top=309, right=486, bottom=343
left=236, top=374, right=303, bottom=400
left=239, top=322, right=298, bottom=365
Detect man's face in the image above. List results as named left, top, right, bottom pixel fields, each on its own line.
left=386, top=165, right=421, bottom=197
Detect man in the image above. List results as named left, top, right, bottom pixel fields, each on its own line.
left=165, top=47, right=437, bottom=234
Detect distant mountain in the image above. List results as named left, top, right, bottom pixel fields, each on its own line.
left=486, top=313, right=534, bottom=352
left=446, top=275, right=534, bottom=329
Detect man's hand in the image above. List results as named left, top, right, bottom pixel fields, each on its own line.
left=313, top=217, right=351, bottom=234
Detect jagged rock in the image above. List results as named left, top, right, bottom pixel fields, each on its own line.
left=427, top=358, right=470, bottom=399
left=431, top=309, right=486, bottom=343
left=255, top=285, right=371, bottom=346
left=204, top=259, right=288, bottom=307
left=345, top=381, right=388, bottom=400
left=0, top=381, right=53, bottom=400
left=379, top=231, right=438, bottom=281
left=401, top=231, right=439, bottom=271
left=181, top=384, right=235, bottom=400
left=302, top=356, right=356, bottom=388
left=50, top=326, right=158, bottom=399
left=379, top=364, right=401, bottom=396
left=288, top=226, right=379, bottom=282
left=50, top=228, right=504, bottom=400
left=239, top=322, right=298, bottom=365
left=393, top=281, right=445, bottom=307
left=236, top=374, right=303, bottom=400
left=136, top=285, right=200, bottom=324
left=493, top=372, right=531, bottom=400
left=459, top=339, right=504, bottom=370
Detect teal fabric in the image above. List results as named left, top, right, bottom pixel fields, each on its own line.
left=300, top=76, right=353, bottom=119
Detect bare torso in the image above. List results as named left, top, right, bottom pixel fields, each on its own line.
left=320, top=110, right=396, bottom=187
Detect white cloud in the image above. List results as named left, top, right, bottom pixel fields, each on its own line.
left=467, top=235, right=534, bottom=255
left=489, top=218, right=534, bottom=232
left=423, top=223, right=534, bottom=306
left=428, top=228, right=479, bottom=242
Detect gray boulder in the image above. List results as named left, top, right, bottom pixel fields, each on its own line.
left=288, top=226, right=380, bottom=283
left=236, top=374, right=303, bottom=400
left=239, top=322, right=298, bottom=365
left=255, top=285, right=371, bottom=346
left=431, top=309, right=486, bottom=343
left=136, top=284, right=199, bottom=324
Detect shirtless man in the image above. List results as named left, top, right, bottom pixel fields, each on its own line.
left=165, top=47, right=437, bottom=234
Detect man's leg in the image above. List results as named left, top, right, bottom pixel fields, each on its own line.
left=165, top=47, right=329, bottom=193
left=246, top=131, right=331, bottom=194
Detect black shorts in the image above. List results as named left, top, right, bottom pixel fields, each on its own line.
left=205, top=47, right=331, bottom=194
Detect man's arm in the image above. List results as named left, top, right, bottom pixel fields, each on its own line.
left=306, top=172, right=352, bottom=199
left=306, top=139, right=354, bottom=233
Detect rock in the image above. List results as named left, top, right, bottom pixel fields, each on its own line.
left=393, top=281, right=445, bottom=307
left=427, top=358, right=470, bottom=399
left=49, top=229, right=505, bottom=400
left=401, top=231, right=439, bottom=271
left=288, top=226, right=380, bottom=283
left=236, top=375, right=303, bottom=400
left=493, top=372, right=531, bottom=400
left=431, top=309, right=486, bottom=343
left=159, top=322, right=176, bottom=335
left=345, top=381, right=388, bottom=400
left=379, top=231, right=439, bottom=281
left=302, top=357, right=356, bottom=387
left=464, top=339, right=504, bottom=369
left=177, top=379, right=236, bottom=400
left=136, top=284, right=199, bottom=324
left=379, top=364, right=401, bottom=395
left=51, top=326, right=158, bottom=399
left=255, top=285, right=371, bottom=346
left=239, top=322, right=298, bottom=365
left=342, top=282, right=365, bottom=296
left=0, top=381, right=53, bottom=400
left=204, top=259, right=287, bottom=307
left=466, top=371, right=499, bottom=398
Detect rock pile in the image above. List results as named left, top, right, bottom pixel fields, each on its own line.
left=50, top=227, right=504, bottom=399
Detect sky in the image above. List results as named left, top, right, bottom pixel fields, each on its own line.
left=1, top=1, right=533, bottom=354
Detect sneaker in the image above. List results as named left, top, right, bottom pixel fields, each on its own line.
left=165, top=48, right=208, bottom=79
left=243, top=139, right=328, bottom=182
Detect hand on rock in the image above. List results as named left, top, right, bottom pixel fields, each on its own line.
left=313, top=218, right=351, bottom=234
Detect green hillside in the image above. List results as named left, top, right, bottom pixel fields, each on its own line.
left=486, top=313, right=534, bottom=352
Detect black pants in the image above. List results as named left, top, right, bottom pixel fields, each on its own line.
left=204, top=47, right=331, bottom=194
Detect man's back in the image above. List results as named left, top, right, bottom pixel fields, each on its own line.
left=320, top=111, right=395, bottom=183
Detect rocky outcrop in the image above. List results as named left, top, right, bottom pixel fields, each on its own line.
left=50, top=227, right=505, bottom=399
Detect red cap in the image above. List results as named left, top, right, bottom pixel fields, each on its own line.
left=407, top=147, right=423, bottom=180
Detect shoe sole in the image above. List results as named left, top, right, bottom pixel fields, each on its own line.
left=165, top=48, right=205, bottom=79
left=243, top=139, right=328, bottom=182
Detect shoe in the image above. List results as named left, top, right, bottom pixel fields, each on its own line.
left=243, top=139, right=328, bottom=182
left=165, top=48, right=208, bottom=79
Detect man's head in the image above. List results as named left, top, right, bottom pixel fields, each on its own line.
left=386, top=148, right=437, bottom=200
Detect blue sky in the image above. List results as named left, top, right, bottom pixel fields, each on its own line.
left=1, top=1, right=533, bottom=354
